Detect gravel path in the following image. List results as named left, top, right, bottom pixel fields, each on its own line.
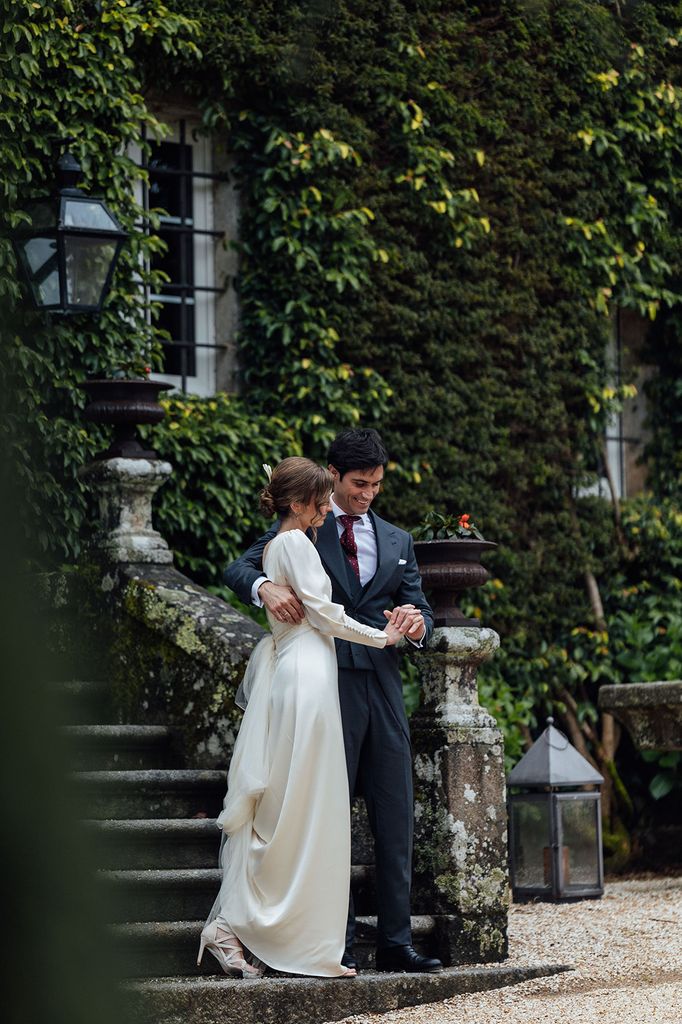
left=340, top=875, right=682, bottom=1024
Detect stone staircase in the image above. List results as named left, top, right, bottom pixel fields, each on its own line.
left=64, top=682, right=221, bottom=978
left=62, top=680, right=570, bottom=1023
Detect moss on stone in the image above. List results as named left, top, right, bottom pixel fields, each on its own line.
left=413, top=799, right=453, bottom=877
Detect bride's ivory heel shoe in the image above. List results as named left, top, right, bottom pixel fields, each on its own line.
left=197, top=921, right=263, bottom=978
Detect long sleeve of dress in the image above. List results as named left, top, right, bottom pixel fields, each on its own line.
left=280, top=531, right=387, bottom=648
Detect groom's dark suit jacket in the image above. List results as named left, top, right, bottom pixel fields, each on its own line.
left=224, top=509, right=434, bottom=741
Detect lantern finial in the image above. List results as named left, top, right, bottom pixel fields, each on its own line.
left=57, top=150, right=82, bottom=191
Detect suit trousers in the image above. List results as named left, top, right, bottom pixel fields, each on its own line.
left=338, top=667, right=413, bottom=949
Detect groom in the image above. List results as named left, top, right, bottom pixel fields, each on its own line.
left=224, top=428, right=442, bottom=973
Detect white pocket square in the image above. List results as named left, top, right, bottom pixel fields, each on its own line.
left=398, top=558, right=407, bottom=565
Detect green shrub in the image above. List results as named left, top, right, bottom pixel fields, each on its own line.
left=477, top=495, right=682, bottom=792
left=143, top=392, right=299, bottom=585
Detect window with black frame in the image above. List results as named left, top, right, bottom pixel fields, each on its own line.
left=134, top=117, right=227, bottom=396
left=148, top=138, right=196, bottom=378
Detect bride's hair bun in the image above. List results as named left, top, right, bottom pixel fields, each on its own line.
left=259, top=488, right=277, bottom=516
left=257, top=457, right=334, bottom=522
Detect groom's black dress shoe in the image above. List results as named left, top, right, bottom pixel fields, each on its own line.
left=341, top=950, right=358, bottom=971
left=375, top=945, right=443, bottom=973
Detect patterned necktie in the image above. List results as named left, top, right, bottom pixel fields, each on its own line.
left=338, top=514, right=361, bottom=581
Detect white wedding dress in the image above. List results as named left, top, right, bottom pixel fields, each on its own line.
left=206, top=528, right=388, bottom=976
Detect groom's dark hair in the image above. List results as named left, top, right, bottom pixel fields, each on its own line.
left=327, top=428, right=389, bottom=478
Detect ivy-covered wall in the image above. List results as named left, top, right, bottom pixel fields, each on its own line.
left=161, top=0, right=682, bottom=860
left=3, top=0, right=682, bottom=866
left=155, top=0, right=682, bottom=586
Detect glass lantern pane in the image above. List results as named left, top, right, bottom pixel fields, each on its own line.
left=510, top=797, right=552, bottom=890
left=63, top=198, right=120, bottom=232
left=64, top=236, right=117, bottom=308
left=17, top=236, right=60, bottom=306
left=558, top=797, right=601, bottom=889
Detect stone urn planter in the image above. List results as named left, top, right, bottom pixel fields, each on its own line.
left=414, top=538, right=497, bottom=627
left=79, top=377, right=172, bottom=460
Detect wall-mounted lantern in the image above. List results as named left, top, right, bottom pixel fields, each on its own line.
left=508, top=717, right=604, bottom=901
left=11, top=150, right=128, bottom=314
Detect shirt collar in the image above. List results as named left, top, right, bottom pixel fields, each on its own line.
left=331, top=495, right=370, bottom=527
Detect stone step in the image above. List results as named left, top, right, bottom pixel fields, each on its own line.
left=123, top=963, right=573, bottom=1024
left=83, top=818, right=377, bottom=909
left=98, top=864, right=377, bottom=922
left=72, top=770, right=225, bottom=820
left=112, top=916, right=439, bottom=978
left=83, top=818, right=222, bottom=870
left=63, top=725, right=177, bottom=770
left=101, top=869, right=222, bottom=922
left=55, top=680, right=115, bottom=724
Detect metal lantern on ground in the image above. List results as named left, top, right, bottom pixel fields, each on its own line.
left=11, top=151, right=128, bottom=314
left=508, top=717, right=604, bottom=901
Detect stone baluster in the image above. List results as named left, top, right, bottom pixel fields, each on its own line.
left=79, top=457, right=173, bottom=564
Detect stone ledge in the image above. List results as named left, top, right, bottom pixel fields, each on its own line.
left=124, top=963, right=573, bottom=1024
left=117, top=563, right=264, bottom=675
left=63, top=725, right=172, bottom=741
left=599, top=680, right=682, bottom=750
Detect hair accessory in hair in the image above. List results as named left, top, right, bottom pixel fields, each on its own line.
left=262, top=463, right=273, bottom=483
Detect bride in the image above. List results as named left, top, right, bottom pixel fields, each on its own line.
left=198, top=457, right=405, bottom=978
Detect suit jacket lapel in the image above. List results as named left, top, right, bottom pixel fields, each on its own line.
left=315, top=512, right=353, bottom=600
left=361, top=511, right=399, bottom=607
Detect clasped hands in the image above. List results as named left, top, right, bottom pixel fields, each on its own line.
left=259, top=581, right=424, bottom=644
left=383, top=604, right=425, bottom=643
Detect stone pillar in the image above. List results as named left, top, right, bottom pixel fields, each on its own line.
left=80, top=457, right=173, bottom=564
left=410, top=626, right=509, bottom=964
